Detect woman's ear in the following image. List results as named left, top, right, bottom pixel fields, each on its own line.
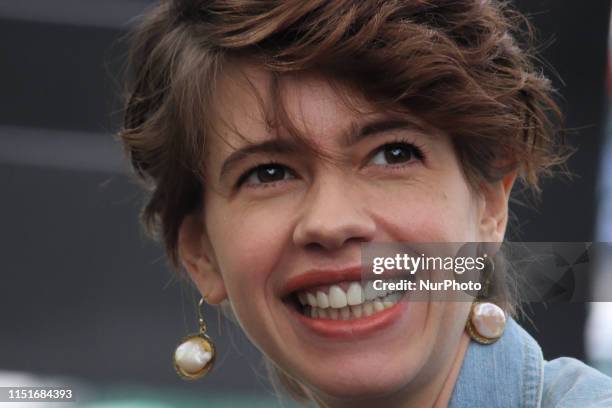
left=178, top=214, right=228, bottom=305
left=478, top=170, right=518, bottom=242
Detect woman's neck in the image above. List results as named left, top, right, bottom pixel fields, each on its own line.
left=432, top=331, right=470, bottom=407
left=310, top=332, right=471, bottom=408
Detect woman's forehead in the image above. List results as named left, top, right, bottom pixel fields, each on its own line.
left=211, top=62, right=413, bottom=150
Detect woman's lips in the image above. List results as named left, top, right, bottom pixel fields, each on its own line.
left=281, top=265, right=412, bottom=340
left=280, top=266, right=366, bottom=298
left=285, top=292, right=409, bottom=340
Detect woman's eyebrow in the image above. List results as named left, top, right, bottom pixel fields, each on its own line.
left=341, top=118, right=427, bottom=147
left=218, top=118, right=425, bottom=182
left=219, top=139, right=298, bottom=181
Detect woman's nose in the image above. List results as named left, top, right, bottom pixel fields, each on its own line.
left=292, top=175, right=376, bottom=251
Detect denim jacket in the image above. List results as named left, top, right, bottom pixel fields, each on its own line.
left=449, top=317, right=612, bottom=407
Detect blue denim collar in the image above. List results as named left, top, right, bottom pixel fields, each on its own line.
left=449, top=316, right=544, bottom=408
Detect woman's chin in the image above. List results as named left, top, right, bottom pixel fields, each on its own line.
left=298, top=356, right=423, bottom=400
left=298, top=344, right=428, bottom=398
left=271, top=297, right=431, bottom=399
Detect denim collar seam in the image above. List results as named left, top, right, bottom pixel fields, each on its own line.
left=520, top=323, right=544, bottom=408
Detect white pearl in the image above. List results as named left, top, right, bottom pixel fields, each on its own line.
left=174, top=338, right=212, bottom=374
left=471, top=302, right=506, bottom=339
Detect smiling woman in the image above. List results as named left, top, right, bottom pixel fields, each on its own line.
left=118, top=1, right=612, bottom=407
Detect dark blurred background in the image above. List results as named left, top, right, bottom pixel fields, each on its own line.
left=0, top=0, right=610, bottom=405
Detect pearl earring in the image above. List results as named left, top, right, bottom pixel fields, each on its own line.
left=173, top=297, right=216, bottom=380
left=465, top=301, right=507, bottom=344
left=465, top=257, right=506, bottom=344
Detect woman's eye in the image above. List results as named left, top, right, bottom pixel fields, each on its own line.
left=368, top=142, right=423, bottom=166
left=238, top=163, right=294, bottom=187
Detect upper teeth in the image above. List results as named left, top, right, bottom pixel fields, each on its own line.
left=296, top=280, right=404, bottom=309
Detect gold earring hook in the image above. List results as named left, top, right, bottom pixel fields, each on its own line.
left=198, top=297, right=207, bottom=335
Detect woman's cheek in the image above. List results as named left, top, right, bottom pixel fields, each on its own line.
left=212, top=204, right=290, bottom=287
left=371, top=183, right=462, bottom=241
left=391, top=174, right=477, bottom=241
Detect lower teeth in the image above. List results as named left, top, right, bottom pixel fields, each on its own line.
left=301, top=291, right=405, bottom=320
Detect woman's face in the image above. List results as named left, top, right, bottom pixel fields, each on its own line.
left=180, top=63, right=512, bottom=400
